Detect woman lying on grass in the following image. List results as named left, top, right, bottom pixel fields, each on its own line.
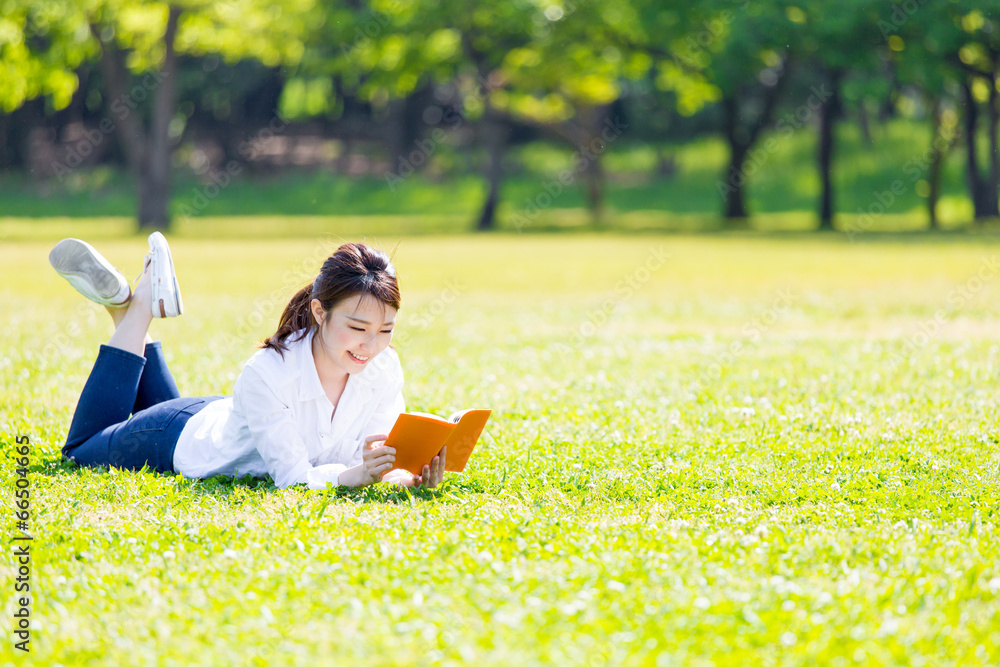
left=49, top=234, right=444, bottom=490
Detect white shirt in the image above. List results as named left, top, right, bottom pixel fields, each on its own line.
left=172, top=328, right=405, bottom=490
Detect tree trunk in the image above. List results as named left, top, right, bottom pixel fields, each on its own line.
left=578, top=104, right=611, bottom=226
left=721, top=98, right=749, bottom=219
left=92, top=7, right=179, bottom=230
left=925, top=96, right=959, bottom=230
left=476, top=106, right=507, bottom=231
left=719, top=55, right=792, bottom=223
left=857, top=101, right=873, bottom=145
left=137, top=6, right=180, bottom=229
left=961, top=78, right=992, bottom=221
left=724, top=142, right=749, bottom=219
left=987, top=71, right=1000, bottom=217
left=0, top=101, right=38, bottom=170
left=927, top=98, right=943, bottom=230
left=817, top=70, right=842, bottom=230
left=583, top=157, right=604, bottom=224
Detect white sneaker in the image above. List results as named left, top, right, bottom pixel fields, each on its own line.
left=49, top=238, right=132, bottom=307
left=145, top=232, right=183, bottom=318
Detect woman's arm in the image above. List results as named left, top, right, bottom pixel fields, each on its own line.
left=335, top=373, right=406, bottom=486
left=336, top=434, right=397, bottom=487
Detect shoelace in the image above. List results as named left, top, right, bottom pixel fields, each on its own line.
left=131, top=253, right=152, bottom=286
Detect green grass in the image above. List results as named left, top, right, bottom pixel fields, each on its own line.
left=0, top=118, right=981, bottom=231
left=2, top=228, right=1000, bottom=665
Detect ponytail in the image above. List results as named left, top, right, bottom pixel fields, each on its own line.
left=258, top=283, right=316, bottom=357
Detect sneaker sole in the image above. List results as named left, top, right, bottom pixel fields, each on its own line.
left=49, top=239, right=130, bottom=305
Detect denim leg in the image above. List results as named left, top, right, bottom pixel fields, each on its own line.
left=66, top=396, right=225, bottom=474
left=64, top=344, right=145, bottom=457
left=133, top=341, right=181, bottom=414
left=113, top=396, right=226, bottom=473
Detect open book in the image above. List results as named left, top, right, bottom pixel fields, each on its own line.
left=382, top=408, right=491, bottom=477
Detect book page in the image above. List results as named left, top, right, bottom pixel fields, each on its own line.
left=441, top=409, right=491, bottom=472
left=407, top=411, right=448, bottom=421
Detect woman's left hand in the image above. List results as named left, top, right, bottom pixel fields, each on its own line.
left=382, top=446, right=446, bottom=488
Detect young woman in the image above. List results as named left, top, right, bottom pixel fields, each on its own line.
left=49, top=233, right=445, bottom=490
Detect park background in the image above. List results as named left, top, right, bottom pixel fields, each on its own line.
left=2, top=1, right=1000, bottom=665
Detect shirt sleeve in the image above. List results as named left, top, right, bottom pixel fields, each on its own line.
left=234, top=364, right=323, bottom=490
left=345, top=375, right=406, bottom=470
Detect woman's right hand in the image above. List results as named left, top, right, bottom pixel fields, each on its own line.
left=359, top=433, right=395, bottom=485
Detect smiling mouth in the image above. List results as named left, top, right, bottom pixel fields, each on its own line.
left=348, top=351, right=369, bottom=363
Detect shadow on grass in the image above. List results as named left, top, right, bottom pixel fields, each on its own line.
left=38, top=453, right=484, bottom=504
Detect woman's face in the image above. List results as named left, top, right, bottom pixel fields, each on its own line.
left=311, top=294, right=396, bottom=375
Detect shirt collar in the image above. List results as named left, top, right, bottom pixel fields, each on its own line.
left=296, top=328, right=326, bottom=402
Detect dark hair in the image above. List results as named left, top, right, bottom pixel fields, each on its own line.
left=259, top=242, right=401, bottom=357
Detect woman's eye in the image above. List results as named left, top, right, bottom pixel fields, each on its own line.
left=381, top=330, right=393, bottom=334
left=350, top=326, right=364, bottom=332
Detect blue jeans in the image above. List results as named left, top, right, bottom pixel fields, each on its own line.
left=63, top=342, right=224, bottom=474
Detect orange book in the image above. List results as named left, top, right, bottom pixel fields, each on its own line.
left=382, top=408, right=491, bottom=477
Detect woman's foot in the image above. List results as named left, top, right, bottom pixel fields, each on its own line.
left=146, top=232, right=183, bottom=318
left=48, top=239, right=132, bottom=307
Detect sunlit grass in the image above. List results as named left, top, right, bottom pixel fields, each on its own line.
left=1, top=229, right=999, bottom=665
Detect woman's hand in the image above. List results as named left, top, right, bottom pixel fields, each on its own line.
left=382, top=446, right=447, bottom=488
left=359, top=433, right=395, bottom=485
left=380, top=468, right=419, bottom=487
left=420, top=446, right=446, bottom=488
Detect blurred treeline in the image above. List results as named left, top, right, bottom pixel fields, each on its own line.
left=1, top=0, right=998, bottom=232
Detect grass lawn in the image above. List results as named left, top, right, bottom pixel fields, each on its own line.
left=1, top=226, right=999, bottom=665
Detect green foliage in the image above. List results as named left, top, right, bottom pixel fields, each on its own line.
left=1, top=0, right=315, bottom=114
left=2, top=232, right=1000, bottom=664
left=0, top=0, right=94, bottom=112
left=312, top=0, right=636, bottom=124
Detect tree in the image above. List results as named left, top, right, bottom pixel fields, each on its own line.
left=4, top=0, right=313, bottom=228
left=892, top=1, right=1000, bottom=223
left=884, top=1, right=964, bottom=229
left=950, top=6, right=1000, bottom=222
left=638, top=0, right=799, bottom=221
left=796, top=0, right=885, bottom=230
left=316, top=0, right=631, bottom=230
